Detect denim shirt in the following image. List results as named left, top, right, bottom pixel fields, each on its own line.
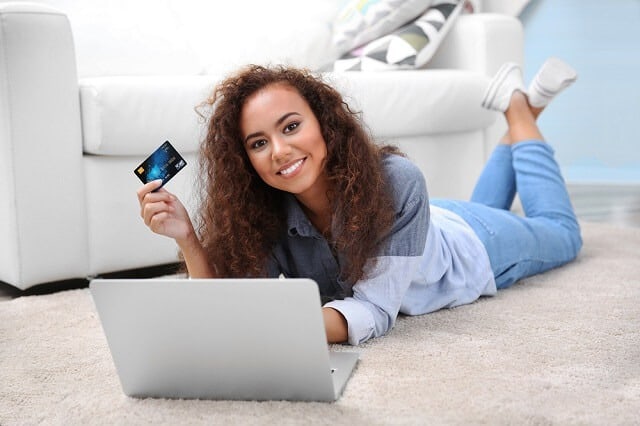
left=267, top=154, right=496, bottom=345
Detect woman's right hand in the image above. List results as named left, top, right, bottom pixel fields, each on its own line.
left=137, top=180, right=214, bottom=278
left=136, top=180, right=195, bottom=244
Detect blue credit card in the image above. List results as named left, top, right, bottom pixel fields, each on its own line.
left=134, top=141, right=187, bottom=188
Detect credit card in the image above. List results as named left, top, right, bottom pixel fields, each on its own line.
left=133, top=141, right=187, bottom=189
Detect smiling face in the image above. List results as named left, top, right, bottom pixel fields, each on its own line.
left=240, top=83, right=329, bottom=206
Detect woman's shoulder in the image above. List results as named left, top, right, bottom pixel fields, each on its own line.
left=381, top=153, right=428, bottom=204
left=382, top=153, right=426, bottom=188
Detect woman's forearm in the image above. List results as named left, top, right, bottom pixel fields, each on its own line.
left=177, top=230, right=215, bottom=278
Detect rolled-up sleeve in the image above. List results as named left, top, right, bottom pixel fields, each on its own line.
left=325, top=256, right=423, bottom=345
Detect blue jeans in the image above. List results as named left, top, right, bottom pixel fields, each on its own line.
left=432, top=141, right=582, bottom=289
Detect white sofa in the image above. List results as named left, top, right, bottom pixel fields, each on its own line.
left=0, top=1, right=523, bottom=290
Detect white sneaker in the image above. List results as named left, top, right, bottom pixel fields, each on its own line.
left=528, top=57, right=578, bottom=108
left=481, top=62, right=526, bottom=112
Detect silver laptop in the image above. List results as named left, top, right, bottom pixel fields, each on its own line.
left=90, top=278, right=359, bottom=402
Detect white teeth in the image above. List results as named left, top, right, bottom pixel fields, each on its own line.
left=279, top=159, right=303, bottom=176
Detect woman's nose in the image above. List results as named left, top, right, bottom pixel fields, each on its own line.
left=271, top=136, right=291, bottom=161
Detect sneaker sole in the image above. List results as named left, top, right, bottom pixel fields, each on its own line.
left=481, top=63, right=519, bottom=110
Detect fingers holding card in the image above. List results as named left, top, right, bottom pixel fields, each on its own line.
left=135, top=142, right=194, bottom=241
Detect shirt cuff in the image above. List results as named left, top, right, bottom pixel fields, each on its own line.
left=324, top=298, right=376, bottom=346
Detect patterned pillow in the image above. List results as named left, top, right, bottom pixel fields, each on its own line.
left=332, top=0, right=434, bottom=55
left=334, top=0, right=464, bottom=71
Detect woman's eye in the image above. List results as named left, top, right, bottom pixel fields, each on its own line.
left=251, top=139, right=267, bottom=150
left=284, top=122, right=299, bottom=133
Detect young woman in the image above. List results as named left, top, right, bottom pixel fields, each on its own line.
left=137, top=59, right=582, bottom=346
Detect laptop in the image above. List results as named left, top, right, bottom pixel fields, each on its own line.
left=89, top=278, right=359, bottom=402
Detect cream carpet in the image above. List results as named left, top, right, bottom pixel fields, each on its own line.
left=1, top=222, right=639, bottom=425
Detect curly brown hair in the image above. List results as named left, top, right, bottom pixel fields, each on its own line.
left=197, top=65, right=400, bottom=284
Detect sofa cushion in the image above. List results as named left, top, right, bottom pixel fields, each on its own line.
left=79, top=76, right=218, bottom=156
left=334, top=0, right=464, bottom=71
left=332, top=0, right=433, bottom=55
left=79, top=70, right=495, bottom=156
left=329, top=70, right=495, bottom=137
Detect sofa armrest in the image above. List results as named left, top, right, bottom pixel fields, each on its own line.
left=0, top=3, right=89, bottom=289
left=428, top=13, right=524, bottom=76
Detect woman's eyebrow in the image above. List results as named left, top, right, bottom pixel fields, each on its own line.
left=243, top=112, right=301, bottom=144
left=276, top=111, right=300, bottom=126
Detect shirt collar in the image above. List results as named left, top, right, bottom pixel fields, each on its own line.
left=284, top=194, right=321, bottom=238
